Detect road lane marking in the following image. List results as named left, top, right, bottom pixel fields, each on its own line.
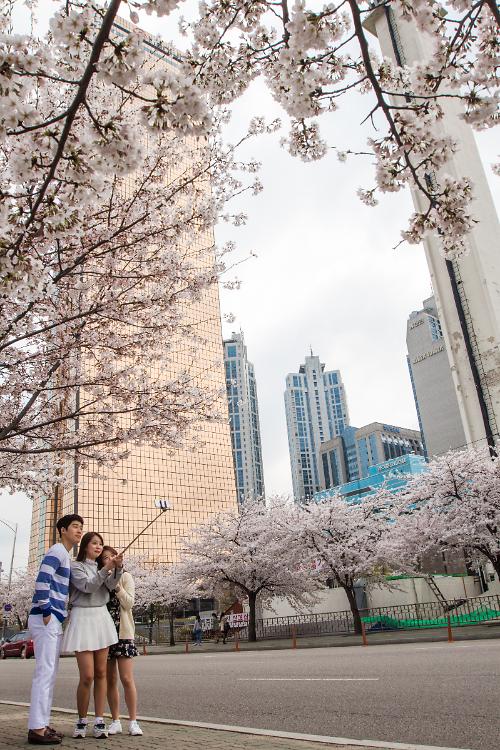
left=415, top=646, right=471, bottom=650
left=238, top=677, right=379, bottom=681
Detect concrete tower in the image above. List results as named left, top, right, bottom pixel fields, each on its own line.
left=365, top=2, right=500, bottom=452
left=407, top=296, right=467, bottom=457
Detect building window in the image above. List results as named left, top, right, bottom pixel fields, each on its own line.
left=428, top=315, right=443, bottom=341
left=322, top=453, right=331, bottom=489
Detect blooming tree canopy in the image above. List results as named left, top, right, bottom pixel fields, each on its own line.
left=179, top=498, right=320, bottom=640
left=0, top=1, right=269, bottom=494
left=395, top=447, right=500, bottom=580
left=132, top=560, right=198, bottom=610
left=2, top=0, right=498, bottom=293
left=130, top=558, right=198, bottom=644
left=0, top=567, right=37, bottom=630
left=184, top=0, right=499, bottom=256
left=1, top=0, right=498, bottom=490
left=298, top=493, right=394, bottom=633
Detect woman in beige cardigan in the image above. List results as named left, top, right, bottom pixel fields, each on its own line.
left=99, top=547, right=142, bottom=737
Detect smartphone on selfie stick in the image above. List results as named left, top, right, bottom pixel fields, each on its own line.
left=113, top=500, right=172, bottom=573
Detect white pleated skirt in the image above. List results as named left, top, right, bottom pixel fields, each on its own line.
left=62, top=606, right=118, bottom=654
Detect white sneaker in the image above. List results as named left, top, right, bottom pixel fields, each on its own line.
left=93, top=721, right=108, bottom=739
left=108, top=720, right=122, bottom=735
left=129, top=720, right=143, bottom=736
left=72, top=720, right=87, bottom=739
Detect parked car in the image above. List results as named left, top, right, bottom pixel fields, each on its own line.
left=0, top=630, right=34, bottom=659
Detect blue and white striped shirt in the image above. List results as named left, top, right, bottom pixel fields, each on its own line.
left=30, top=543, right=71, bottom=623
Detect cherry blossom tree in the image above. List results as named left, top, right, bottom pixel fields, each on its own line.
left=298, top=494, right=394, bottom=634
left=131, top=559, right=198, bottom=645
left=184, top=0, right=499, bottom=257
left=3, top=0, right=498, bottom=296
left=2, top=0, right=498, bottom=489
left=0, top=1, right=270, bottom=495
left=179, top=498, right=320, bottom=641
left=0, top=117, right=264, bottom=495
left=394, top=447, right=500, bottom=580
left=0, top=567, right=37, bottom=631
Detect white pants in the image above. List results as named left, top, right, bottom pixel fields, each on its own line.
left=28, top=614, right=63, bottom=730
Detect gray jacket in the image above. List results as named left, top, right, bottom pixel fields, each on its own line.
left=69, top=560, right=123, bottom=608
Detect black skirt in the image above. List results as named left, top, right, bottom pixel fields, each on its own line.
left=108, top=639, right=138, bottom=659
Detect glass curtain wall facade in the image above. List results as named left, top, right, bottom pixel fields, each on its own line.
left=29, top=22, right=237, bottom=566
left=223, top=332, right=265, bottom=503
left=319, top=422, right=424, bottom=491
left=285, top=354, right=349, bottom=501
left=315, top=454, right=428, bottom=504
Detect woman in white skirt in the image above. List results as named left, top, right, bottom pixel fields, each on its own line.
left=62, top=531, right=123, bottom=740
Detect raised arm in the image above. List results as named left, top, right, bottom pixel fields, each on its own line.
left=104, top=566, right=123, bottom=591
left=70, top=562, right=112, bottom=594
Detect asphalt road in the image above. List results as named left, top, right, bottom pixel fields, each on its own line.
left=1, top=639, right=499, bottom=750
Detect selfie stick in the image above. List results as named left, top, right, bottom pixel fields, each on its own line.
left=119, top=499, right=172, bottom=556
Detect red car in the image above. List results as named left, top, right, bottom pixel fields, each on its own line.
left=0, top=630, right=34, bottom=659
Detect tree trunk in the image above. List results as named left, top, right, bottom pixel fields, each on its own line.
left=169, top=609, right=175, bottom=647
left=489, top=552, right=500, bottom=582
left=475, top=547, right=500, bottom=582
left=344, top=584, right=363, bottom=635
left=248, top=591, right=257, bottom=642
left=148, top=604, right=155, bottom=645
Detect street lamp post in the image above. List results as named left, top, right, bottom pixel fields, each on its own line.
left=0, top=518, right=18, bottom=641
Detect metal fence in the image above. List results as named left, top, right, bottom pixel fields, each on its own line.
left=243, top=593, right=500, bottom=641
left=360, top=593, right=500, bottom=633
left=134, top=619, right=217, bottom=645
left=133, top=593, right=500, bottom=645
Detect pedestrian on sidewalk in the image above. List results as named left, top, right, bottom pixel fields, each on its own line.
left=222, top=614, right=231, bottom=644
left=218, top=613, right=229, bottom=644
left=211, top=612, right=220, bottom=642
left=62, top=532, right=123, bottom=740
left=99, top=546, right=143, bottom=737
left=193, top=615, right=203, bottom=646
left=27, top=513, right=84, bottom=746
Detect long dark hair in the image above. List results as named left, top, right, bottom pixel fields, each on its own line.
left=76, top=531, right=104, bottom=562
left=97, top=544, right=118, bottom=570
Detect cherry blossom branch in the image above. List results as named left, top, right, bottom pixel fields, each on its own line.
left=18, top=0, right=123, bottom=241
left=346, top=0, right=434, bottom=206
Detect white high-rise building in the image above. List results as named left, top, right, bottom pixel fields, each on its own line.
left=285, top=353, right=349, bottom=500
left=365, top=3, right=500, bottom=452
left=223, top=333, right=265, bottom=503
left=407, top=296, right=466, bottom=457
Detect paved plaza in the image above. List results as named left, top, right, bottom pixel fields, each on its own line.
left=0, top=704, right=367, bottom=750
left=0, top=639, right=499, bottom=750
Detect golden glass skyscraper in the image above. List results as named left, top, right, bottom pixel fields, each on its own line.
left=28, top=22, right=237, bottom=566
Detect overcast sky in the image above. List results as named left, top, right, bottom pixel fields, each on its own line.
left=1, top=4, right=499, bottom=572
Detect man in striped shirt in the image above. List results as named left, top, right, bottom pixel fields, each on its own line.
left=28, top=514, right=84, bottom=746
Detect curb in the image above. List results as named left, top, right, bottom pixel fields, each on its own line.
left=0, top=701, right=473, bottom=750
left=133, top=628, right=500, bottom=655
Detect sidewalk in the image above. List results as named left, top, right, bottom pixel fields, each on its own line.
left=138, top=622, right=500, bottom=655
left=0, top=703, right=402, bottom=750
